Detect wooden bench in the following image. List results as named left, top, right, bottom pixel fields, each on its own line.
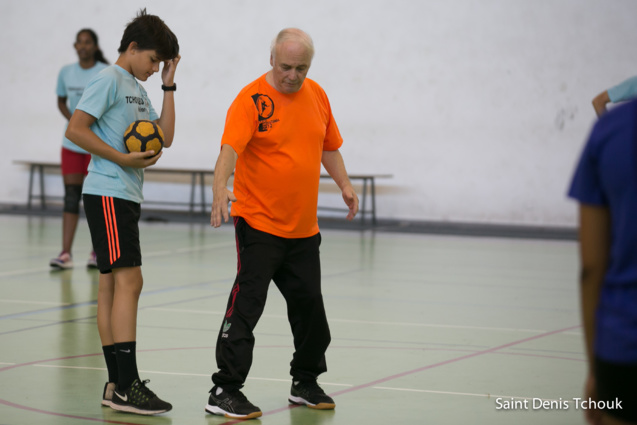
left=13, top=160, right=212, bottom=216
left=13, top=160, right=391, bottom=225
left=318, top=173, right=392, bottom=225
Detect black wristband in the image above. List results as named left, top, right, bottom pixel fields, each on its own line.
left=161, top=83, right=177, bottom=91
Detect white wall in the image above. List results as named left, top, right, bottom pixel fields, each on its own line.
left=2, top=0, right=636, bottom=227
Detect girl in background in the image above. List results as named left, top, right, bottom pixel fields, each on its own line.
left=51, top=29, right=108, bottom=269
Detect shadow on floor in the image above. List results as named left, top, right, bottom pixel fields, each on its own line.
left=0, top=202, right=577, bottom=241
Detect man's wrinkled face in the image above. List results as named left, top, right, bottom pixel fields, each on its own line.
left=270, top=41, right=312, bottom=94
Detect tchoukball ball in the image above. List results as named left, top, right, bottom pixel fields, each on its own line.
left=123, top=120, right=164, bottom=156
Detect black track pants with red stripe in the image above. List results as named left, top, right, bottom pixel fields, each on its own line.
left=212, top=217, right=331, bottom=389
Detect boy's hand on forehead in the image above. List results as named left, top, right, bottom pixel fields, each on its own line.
left=122, top=150, right=163, bottom=169
left=161, top=54, right=181, bottom=86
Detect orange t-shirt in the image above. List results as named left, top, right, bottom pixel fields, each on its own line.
left=221, top=74, right=343, bottom=238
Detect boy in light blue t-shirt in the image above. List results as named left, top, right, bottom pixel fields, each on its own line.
left=66, top=9, right=180, bottom=416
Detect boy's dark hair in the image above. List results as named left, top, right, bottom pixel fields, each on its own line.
left=118, top=9, right=179, bottom=61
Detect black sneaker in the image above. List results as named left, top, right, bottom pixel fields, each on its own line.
left=111, top=379, right=172, bottom=415
left=289, top=380, right=335, bottom=410
left=205, top=386, right=262, bottom=419
left=101, top=382, right=116, bottom=407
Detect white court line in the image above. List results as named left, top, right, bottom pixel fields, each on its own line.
left=0, top=299, right=71, bottom=306
left=31, top=364, right=554, bottom=400
left=174, top=242, right=235, bottom=253
left=0, top=267, right=51, bottom=278
left=328, top=319, right=547, bottom=334
left=147, top=308, right=225, bottom=315
left=0, top=242, right=235, bottom=277
left=33, top=364, right=106, bottom=371
left=146, top=307, right=550, bottom=334
left=373, top=386, right=562, bottom=402
left=143, top=242, right=235, bottom=258
left=31, top=364, right=350, bottom=387
left=143, top=250, right=174, bottom=257
left=245, top=377, right=350, bottom=387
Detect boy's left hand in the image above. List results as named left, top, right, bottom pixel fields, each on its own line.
left=162, top=55, right=181, bottom=86
left=122, top=150, right=163, bottom=169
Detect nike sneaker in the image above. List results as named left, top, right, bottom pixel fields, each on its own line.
left=111, top=379, right=172, bottom=415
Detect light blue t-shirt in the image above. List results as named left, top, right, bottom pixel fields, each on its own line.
left=56, top=62, right=108, bottom=153
left=76, top=65, right=159, bottom=203
left=607, top=75, right=637, bottom=104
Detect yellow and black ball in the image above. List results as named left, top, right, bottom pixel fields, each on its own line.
left=123, top=120, right=164, bottom=156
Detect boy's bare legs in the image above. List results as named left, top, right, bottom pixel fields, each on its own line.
left=97, top=267, right=144, bottom=393
left=106, top=267, right=143, bottom=391
left=96, top=272, right=117, bottom=405
left=97, top=272, right=115, bottom=346
left=111, top=266, right=143, bottom=342
left=100, top=265, right=171, bottom=413
left=98, top=267, right=143, bottom=342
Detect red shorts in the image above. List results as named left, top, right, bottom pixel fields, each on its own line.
left=61, top=147, right=91, bottom=175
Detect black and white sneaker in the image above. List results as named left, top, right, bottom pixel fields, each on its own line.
left=101, top=382, right=116, bottom=407
left=289, top=380, right=335, bottom=410
left=205, top=386, right=262, bottom=419
left=111, top=379, right=172, bottom=415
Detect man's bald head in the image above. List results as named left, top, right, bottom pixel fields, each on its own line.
left=270, top=28, right=314, bottom=62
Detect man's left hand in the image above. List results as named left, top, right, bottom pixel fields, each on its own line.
left=342, top=186, right=359, bottom=221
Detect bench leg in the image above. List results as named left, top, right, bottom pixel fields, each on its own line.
left=371, top=178, right=377, bottom=226
left=26, top=165, right=35, bottom=210
left=38, top=165, right=46, bottom=210
left=361, top=178, right=368, bottom=225
left=189, top=173, right=197, bottom=215
left=199, top=172, right=206, bottom=215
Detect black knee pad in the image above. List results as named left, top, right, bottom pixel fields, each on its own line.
left=63, top=184, right=82, bottom=214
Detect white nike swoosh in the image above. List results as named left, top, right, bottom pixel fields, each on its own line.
left=115, top=391, right=128, bottom=402
left=120, top=349, right=131, bottom=353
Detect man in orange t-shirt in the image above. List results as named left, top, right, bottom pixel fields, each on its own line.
left=204, top=28, right=359, bottom=420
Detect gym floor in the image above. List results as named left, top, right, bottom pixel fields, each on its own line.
left=0, top=214, right=586, bottom=424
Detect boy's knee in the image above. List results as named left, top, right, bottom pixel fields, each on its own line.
left=113, top=268, right=144, bottom=294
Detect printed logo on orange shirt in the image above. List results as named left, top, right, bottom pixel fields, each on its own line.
left=251, top=93, right=279, bottom=132
left=251, top=93, right=275, bottom=119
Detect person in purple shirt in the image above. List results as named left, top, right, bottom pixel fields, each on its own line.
left=569, top=97, right=637, bottom=425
